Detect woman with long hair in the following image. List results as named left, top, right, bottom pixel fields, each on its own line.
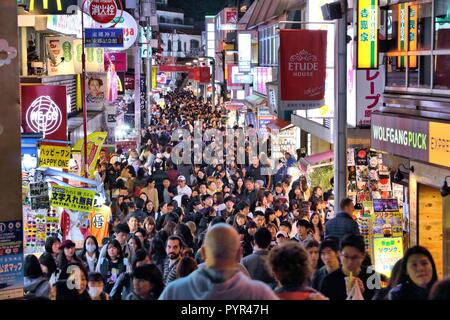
left=143, top=216, right=157, bottom=243
left=79, top=235, right=100, bottom=273
left=56, top=240, right=82, bottom=270
left=98, top=239, right=126, bottom=296
left=388, top=246, right=438, bottom=300
left=233, top=177, right=245, bottom=201
left=309, top=212, right=324, bottom=242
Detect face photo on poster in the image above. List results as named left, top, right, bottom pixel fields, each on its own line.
left=355, top=148, right=369, bottom=166
left=347, top=148, right=355, bottom=166
left=378, top=171, right=392, bottom=192
left=348, top=165, right=356, bottom=180
left=356, top=166, right=369, bottom=181
left=86, top=73, right=106, bottom=111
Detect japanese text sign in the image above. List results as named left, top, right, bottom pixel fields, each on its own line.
left=89, top=0, right=117, bottom=24
left=357, top=0, right=379, bottom=69
left=0, top=220, right=23, bottom=300
left=50, top=185, right=96, bottom=212
left=38, top=144, right=71, bottom=168
left=356, top=62, right=385, bottom=126
left=373, top=237, right=404, bottom=278
left=29, top=182, right=50, bottom=210
left=85, top=28, right=124, bottom=48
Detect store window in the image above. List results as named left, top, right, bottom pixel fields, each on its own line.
left=258, top=25, right=279, bottom=66
left=435, top=0, right=450, bottom=49
left=167, top=40, right=172, bottom=52
left=435, top=55, right=450, bottom=89
left=386, top=56, right=407, bottom=86
left=408, top=55, right=432, bottom=88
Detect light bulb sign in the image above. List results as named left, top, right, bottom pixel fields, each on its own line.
left=21, top=85, right=67, bottom=141
left=89, top=0, right=118, bottom=24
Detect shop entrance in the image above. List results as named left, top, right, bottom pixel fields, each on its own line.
left=417, top=184, right=443, bottom=278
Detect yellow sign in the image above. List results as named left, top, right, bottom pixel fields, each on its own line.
left=357, top=0, right=379, bottom=69
left=373, top=237, right=404, bottom=278
left=38, top=144, right=71, bottom=169
left=73, top=132, right=107, bottom=179
left=152, top=66, right=157, bottom=89
left=429, top=122, right=450, bottom=167
left=409, top=5, right=418, bottom=68
left=398, top=3, right=417, bottom=68
left=50, top=185, right=96, bottom=212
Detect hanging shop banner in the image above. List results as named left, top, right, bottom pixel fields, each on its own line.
left=86, top=72, right=107, bottom=111
left=21, top=85, right=67, bottom=141
left=85, top=28, right=124, bottom=48
left=408, top=4, right=418, bottom=68
left=371, top=113, right=429, bottom=163
left=103, top=52, right=128, bottom=72
left=45, top=36, right=75, bottom=76
left=198, top=66, right=211, bottom=84
left=29, top=182, right=50, bottom=210
left=238, top=32, right=252, bottom=73
left=279, top=29, right=327, bottom=110
left=22, top=0, right=78, bottom=15
left=73, top=40, right=104, bottom=73
left=357, top=0, right=379, bottom=69
left=73, top=131, right=107, bottom=178
left=356, top=59, right=385, bottom=126
left=373, top=237, right=404, bottom=278
left=397, top=3, right=418, bottom=68
left=89, top=0, right=118, bottom=24
left=50, top=185, right=96, bottom=212
left=38, top=144, right=71, bottom=169
left=219, top=7, right=238, bottom=30
left=152, top=66, right=157, bottom=88
left=100, top=11, right=138, bottom=51
left=0, top=220, right=24, bottom=300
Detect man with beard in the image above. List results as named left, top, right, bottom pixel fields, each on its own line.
left=163, top=235, right=184, bottom=285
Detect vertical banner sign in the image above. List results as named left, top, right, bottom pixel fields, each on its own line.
left=357, top=0, right=379, bottom=69
left=398, top=3, right=407, bottom=68
left=152, top=66, right=157, bottom=88
left=20, top=85, right=67, bottom=141
left=279, top=30, right=327, bottom=110
left=0, top=220, right=23, bottom=300
left=238, top=33, right=252, bottom=73
left=73, top=132, right=107, bottom=179
left=140, top=76, right=147, bottom=126
left=409, top=5, right=418, bottom=68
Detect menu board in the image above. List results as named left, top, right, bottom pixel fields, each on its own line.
left=373, top=237, right=404, bottom=278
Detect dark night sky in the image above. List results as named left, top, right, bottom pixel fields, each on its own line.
left=169, top=0, right=229, bottom=23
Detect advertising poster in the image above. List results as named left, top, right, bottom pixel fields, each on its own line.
left=45, top=36, right=75, bottom=76
left=38, top=144, right=71, bottom=169
left=373, top=237, right=404, bottom=278
left=50, top=185, right=96, bottom=212
left=0, top=220, right=23, bottom=300
left=86, top=72, right=107, bottom=111
left=20, top=85, right=67, bottom=141
left=104, top=52, right=127, bottom=72
left=29, top=182, right=50, bottom=210
left=73, top=40, right=105, bottom=73
left=279, top=29, right=327, bottom=110
left=73, top=132, right=107, bottom=179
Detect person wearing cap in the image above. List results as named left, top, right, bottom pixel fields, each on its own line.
left=292, top=219, right=314, bottom=246
left=56, top=240, right=82, bottom=270
left=312, top=238, right=340, bottom=291
left=276, top=231, right=289, bottom=245
left=176, top=175, right=192, bottom=198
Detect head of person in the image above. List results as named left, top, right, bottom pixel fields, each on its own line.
left=279, top=221, right=292, bottom=236
left=166, top=235, right=184, bottom=260
left=134, top=228, right=147, bottom=247
left=275, top=183, right=283, bottom=194
left=82, top=236, right=99, bottom=257
left=145, top=200, right=154, bottom=213
left=246, top=221, right=257, bottom=236
left=135, top=198, right=145, bottom=211
left=245, top=177, right=255, bottom=191
left=132, top=264, right=165, bottom=299
left=201, top=223, right=242, bottom=269
left=143, top=216, right=156, bottom=236
left=202, top=194, right=214, bottom=208
left=312, top=186, right=323, bottom=198
left=128, top=235, right=143, bottom=253
left=264, top=208, right=276, bottom=224
left=24, top=254, right=44, bottom=279
left=45, top=236, right=61, bottom=256
left=310, top=212, right=323, bottom=229
left=199, top=183, right=207, bottom=194
left=132, top=248, right=152, bottom=270
left=39, top=251, right=57, bottom=278
left=267, top=242, right=311, bottom=289
left=224, top=196, right=235, bottom=210
left=253, top=211, right=266, bottom=228
left=55, top=263, right=89, bottom=300
left=59, top=240, right=76, bottom=260
left=87, top=272, right=105, bottom=299
left=139, top=193, right=149, bottom=202
left=177, top=175, right=186, bottom=187
left=174, top=223, right=194, bottom=247
left=275, top=231, right=289, bottom=245
left=319, top=238, right=340, bottom=269
left=236, top=177, right=244, bottom=189
left=340, top=198, right=355, bottom=216
left=339, top=234, right=366, bottom=275
left=233, top=213, right=247, bottom=228
left=305, top=240, right=320, bottom=269
left=114, top=223, right=130, bottom=245
left=254, top=227, right=272, bottom=250
left=127, top=214, right=140, bottom=233
left=163, top=178, right=171, bottom=189
left=296, top=219, right=311, bottom=238
left=106, top=239, right=124, bottom=262
left=88, top=77, right=102, bottom=95
left=429, top=278, right=450, bottom=300
left=176, top=256, right=198, bottom=279
left=398, top=246, right=438, bottom=290
left=146, top=177, right=156, bottom=188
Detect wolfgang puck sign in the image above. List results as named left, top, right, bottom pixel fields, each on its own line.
left=279, top=29, right=327, bottom=110
left=21, top=85, right=67, bottom=141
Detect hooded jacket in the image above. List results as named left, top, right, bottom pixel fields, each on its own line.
left=24, top=276, right=50, bottom=298
left=158, top=267, right=278, bottom=300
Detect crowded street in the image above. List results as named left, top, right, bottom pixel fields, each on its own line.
left=1, top=0, right=450, bottom=306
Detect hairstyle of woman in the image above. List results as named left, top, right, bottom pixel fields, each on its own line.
left=429, top=278, right=450, bottom=300
left=132, top=248, right=151, bottom=271
left=80, top=235, right=100, bottom=259
left=151, top=231, right=169, bottom=267
left=132, top=264, right=165, bottom=299
left=176, top=256, right=198, bottom=279
left=44, top=237, right=60, bottom=255
left=309, top=212, right=324, bottom=235
left=24, top=254, right=44, bottom=278
left=398, top=246, right=438, bottom=288
left=106, top=239, right=124, bottom=262
left=143, top=216, right=157, bottom=238
left=39, top=252, right=57, bottom=279
left=55, top=263, right=90, bottom=300
left=174, top=224, right=195, bottom=249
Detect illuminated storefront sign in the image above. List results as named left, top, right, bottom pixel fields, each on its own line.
left=23, top=0, right=78, bottom=15
left=357, top=0, right=379, bottom=69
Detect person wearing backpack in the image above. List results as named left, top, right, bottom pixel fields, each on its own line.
left=24, top=254, right=50, bottom=299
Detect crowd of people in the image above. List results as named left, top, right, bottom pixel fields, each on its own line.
left=24, top=90, right=450, bottom=300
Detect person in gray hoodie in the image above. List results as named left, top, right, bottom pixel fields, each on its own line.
left=159, top=223, right=278, bottom=300
left=24, top=254, right=50, bottom=299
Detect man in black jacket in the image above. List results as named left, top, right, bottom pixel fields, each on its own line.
left=158, top=178, right=177, bottom=205
left=325, top=198, right=360, bottom=242
left=243, top=177, right=258, bottom=213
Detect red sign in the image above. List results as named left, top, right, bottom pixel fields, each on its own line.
left=198, top=67, right=211, bottom=83
left=279, top=30, right=327, bottom=109
left=104, top=52, right=127, bottom=72
left=227, top=64, right=237, bottom=87
left=21, top=85, right=67, bottom=141
left=90, top=0, right=117, bottom=24
left=187, top=67, right=196, bottom=80
left=159, top=65, right=190, bottom=72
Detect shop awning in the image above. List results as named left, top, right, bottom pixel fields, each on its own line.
left=265, top=118, right=292, bottom=131
left=304, top=150, right=334, bottom=165
left=245, top=94, right=266, bottom=107
left=225, top=102, right=246, bottom=111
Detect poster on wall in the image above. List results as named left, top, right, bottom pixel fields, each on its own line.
left=279, top=30, right=327, bottom=110
left=46, top=36, right=75, bottom=76
left=86, top=72, right=107, bottom=111
left=73, top=40, right=105, bottom=73
left=0, top=220, right=23, bottom=300
left=29, top=182, right=50, bottom=210
left=373, top=237, right=404, bottom=278
left=72, top=132, right=108, bottom=179
left=21, top=85, right=67, bottom=141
